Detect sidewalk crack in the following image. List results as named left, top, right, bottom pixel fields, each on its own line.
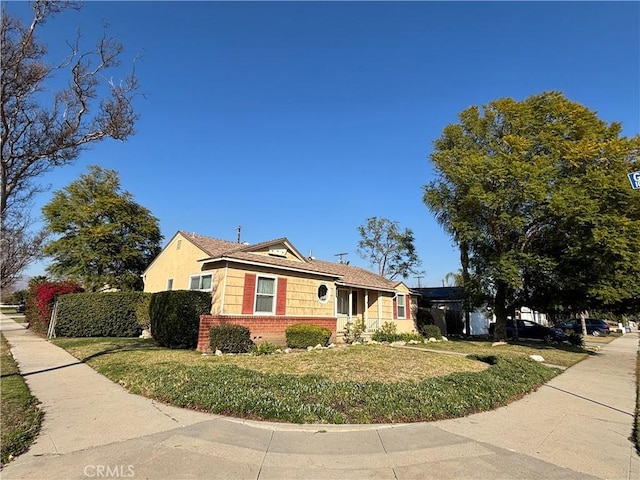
left=376, top=428, right=399, bottom=480
left=150, top=400, right=185, bottom=427
left=256, top=429, right=274, bottom=479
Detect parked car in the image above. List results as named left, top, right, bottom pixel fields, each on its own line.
left=554, top=318, right=610, bottom=337
left=489, top=319, right=567, bottom=342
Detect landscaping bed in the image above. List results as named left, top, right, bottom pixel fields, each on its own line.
left=55, top=337, right=567, bottom=424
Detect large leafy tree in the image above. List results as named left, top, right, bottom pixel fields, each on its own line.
left=424, top=91, right=640, bottom=340
left=357, top=216, right=421, bottom=280
left=1, top=1, right=140, bottom=289
left=42, top=166, right=162, bottom=291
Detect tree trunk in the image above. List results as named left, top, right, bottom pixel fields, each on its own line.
left=493, top=280, right=509, bottom=341
left=461, top=241, right=471, bottom=336
left=580, top=311, right=588, bottom=337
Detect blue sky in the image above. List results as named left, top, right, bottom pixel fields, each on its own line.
left=8, top=1, right=639, bottom=287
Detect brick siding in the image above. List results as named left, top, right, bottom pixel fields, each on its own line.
left=197, top=315, right=337, bottom=352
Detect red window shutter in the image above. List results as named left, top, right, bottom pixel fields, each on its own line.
left=393, top=297, right=398, bottom=319
left=276, top=277, right=287, bottom=315
left=242, top=273, right=256, bottom=314
left=405, top=295, right=411, bottom=319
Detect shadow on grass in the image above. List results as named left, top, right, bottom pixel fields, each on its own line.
left=55, top=338, right=164, bottom=363
left=2, top=339, right=167, bottom=379
left=444, top=335, right=600, bottom=356
left=71, top=338, right=165, bottom=363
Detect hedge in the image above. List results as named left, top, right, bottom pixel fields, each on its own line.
left=150, top=290, right=212, bottom=349
left=55, top=292, right=151, bottom=337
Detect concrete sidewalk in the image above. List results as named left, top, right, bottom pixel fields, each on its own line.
left=1, top=313, right=638, bottom=479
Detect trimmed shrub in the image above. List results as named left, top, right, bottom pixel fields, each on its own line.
left=285, top=323, right=331, bottom=349
left=421, top=324, right=442, bottom=340
left=209, top=325, right=254, bottom=353
left=150, top=290, right=211, bottom=349
left=55, top=292, right=150, bottom=337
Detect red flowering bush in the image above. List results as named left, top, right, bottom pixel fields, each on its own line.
left=25, top=280, right=84, bottom=335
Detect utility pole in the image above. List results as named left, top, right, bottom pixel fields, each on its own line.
left=415, top=276, right=423, bottom=289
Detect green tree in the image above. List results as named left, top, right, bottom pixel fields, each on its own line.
left=42, top=166, right=162, bottom=291
left=1, top=1, right=140, bottom=289
left=357, top=216, right=421, bottom=280
left=424, top=91, right=640, bottom=341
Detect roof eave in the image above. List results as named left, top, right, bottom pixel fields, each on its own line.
left=198, top=256, right=342, bottom=279
left=335, top=281, right=397, bottom=293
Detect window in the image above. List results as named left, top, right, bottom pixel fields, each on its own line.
left=255, top=276, right=275, bottom=313
left=397, top=294, right=406, bottom=319
left=166, top=279, right=173, bottom=291
left=337, top=289, right=349, bottom=315
left=317, top=284, right=329, bottom=303
left=189, top=274, right=212, bottom=291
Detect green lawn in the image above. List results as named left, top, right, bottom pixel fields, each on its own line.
left=0, top=334, right=43, bottom=466
left=413, top=338, right=590, bottom=367
left=53, top=337, right=580, bottom=424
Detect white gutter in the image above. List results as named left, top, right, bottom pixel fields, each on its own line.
left=198, top=256, right=341, bottom=280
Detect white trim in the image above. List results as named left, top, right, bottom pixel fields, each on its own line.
left=364, top=289, right=369, bottom=325
left=397, top=293, right=407, bottom=319
left=317, top=282, right=330, bottom=304
left=336, top=288, right=349, bottom=316
left=254, top=274, right=277, bottom=314
left=219, top=262, right=229, bottom=315
left=189, top=273, right=213, bottom=292
left=198, top=256, right=340, bottom=279
left=335, top=281, right=396, bottom=293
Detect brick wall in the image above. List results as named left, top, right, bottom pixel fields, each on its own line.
left=197, top=315, right=337, bottom=352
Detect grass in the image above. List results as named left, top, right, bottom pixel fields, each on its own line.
left=584, top=333, right=622, bottom=344
left=412, top=338, right=590, bottom=367
left=53, top=337, right=573, bottom=424
left=0, top=334, right=43, bottom=466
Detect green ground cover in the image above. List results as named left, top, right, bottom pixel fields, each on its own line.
left=0, top=334, right=43, bottom=466
left=54, top=337, right=574, bottom=424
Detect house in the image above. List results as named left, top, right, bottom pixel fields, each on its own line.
left=415, top=287, right=549, bottom=336
left=142, top=231, right=417, bottom=351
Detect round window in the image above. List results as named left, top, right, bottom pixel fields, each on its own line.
left=317, top=284, right=329, bottom=303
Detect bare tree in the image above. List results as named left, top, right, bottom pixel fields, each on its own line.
left=357, top=217, right=422, bottom=280
left=1, top=211, right=46, bottom=290
left=0, top=1, right=140, bottom=289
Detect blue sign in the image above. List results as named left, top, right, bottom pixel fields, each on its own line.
left=629, top=171, right=640, bottom=190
